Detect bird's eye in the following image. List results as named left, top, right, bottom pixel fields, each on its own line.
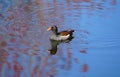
left=51, top=27, right=54, bottom=29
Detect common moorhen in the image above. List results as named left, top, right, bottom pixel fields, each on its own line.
left=47, top=26, right=74, bottom=41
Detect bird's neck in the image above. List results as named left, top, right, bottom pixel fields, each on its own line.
left=52, top=30, right=58, bottom=35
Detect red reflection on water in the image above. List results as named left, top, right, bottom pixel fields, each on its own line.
left=0, top=0, right=117, bottom=77
left=6, top=62, right=12, bottom=69
left=0, top=34, right=3, bottom=39
left=8, top=47, right=14, bottom=51
left=0, top=13, right=4, bottom=18
left=82, top=64, right=88, bottom=72
left=24, top=4, right=31, bottom=13
left=56, top=47, right=64, bottom=56
left=80, top=49, right=87, bottom=54
left=7, top=14, right=14, bottom=20
left=50, top=58, right=58, bottom=64
left=63, top=48, right=72, bottom=70
left=67, top=49, right=72, bottom=58
left=48, top=67, right=57, bottom=76
left=0, top=40, right=7, bottom=47
left=35, top=0, right=43, bottom=5
left=13, top=63, right=24, bottom=77
left=31, top=66, right=40, bottom=77
left=1, top=50, right=9, bottom=56
left=111, top=0, right=116, bottom=5
left=0, top=49, right=9, bottom=71
left=13, top=64, right=23, bottom=71
left=10, top=37, right=16, bottom=43
left=72, top=0, right=90, bottom=2
left=14, top=53, right=20, bottom=58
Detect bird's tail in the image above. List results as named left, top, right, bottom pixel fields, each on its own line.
left=68, top=30, right=74, bottom=36
left=69, top=30, right=74, bottom=32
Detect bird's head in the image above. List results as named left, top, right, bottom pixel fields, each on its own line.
left=47, top=25, right=58, bottom=32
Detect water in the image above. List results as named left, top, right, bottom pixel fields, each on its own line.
left=0, top=0, right=120, bottom=77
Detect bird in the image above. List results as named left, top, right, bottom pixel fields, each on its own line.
left=47, top=25, right=74, bottom=42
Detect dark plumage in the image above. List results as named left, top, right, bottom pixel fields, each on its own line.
left=47, top=25, right=74, bottom=55
left=47, top=26, right=74, bottom=41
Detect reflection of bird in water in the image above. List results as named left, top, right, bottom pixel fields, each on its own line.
left=47, top=25, right=74, bottom=55
left=48, top=40, right=59, bottom=55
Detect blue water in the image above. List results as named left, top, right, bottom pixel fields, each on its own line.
left=0, top=0, right=120, bottom=77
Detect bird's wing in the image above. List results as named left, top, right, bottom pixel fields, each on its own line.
left=59, top=31, right=70, bottom=36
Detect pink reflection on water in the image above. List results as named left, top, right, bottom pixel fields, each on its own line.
left=0, top=13, right=2, bottom=17
left=80, top=49, right=87, bottom=54
left=111, top=0, right=116, bottom=5
left=0, top=0, right=117, bottom=77
left=82, top=64, right=88, bottom=72
left=13, top=62, right=24, bottom=77
left=72, top=0, right=90, bottom=2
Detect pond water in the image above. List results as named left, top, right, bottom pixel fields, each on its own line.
left=0, top=0, right=120, bottom=77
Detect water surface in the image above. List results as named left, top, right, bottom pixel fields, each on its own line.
left=0, top=0, right=120, bottom=77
